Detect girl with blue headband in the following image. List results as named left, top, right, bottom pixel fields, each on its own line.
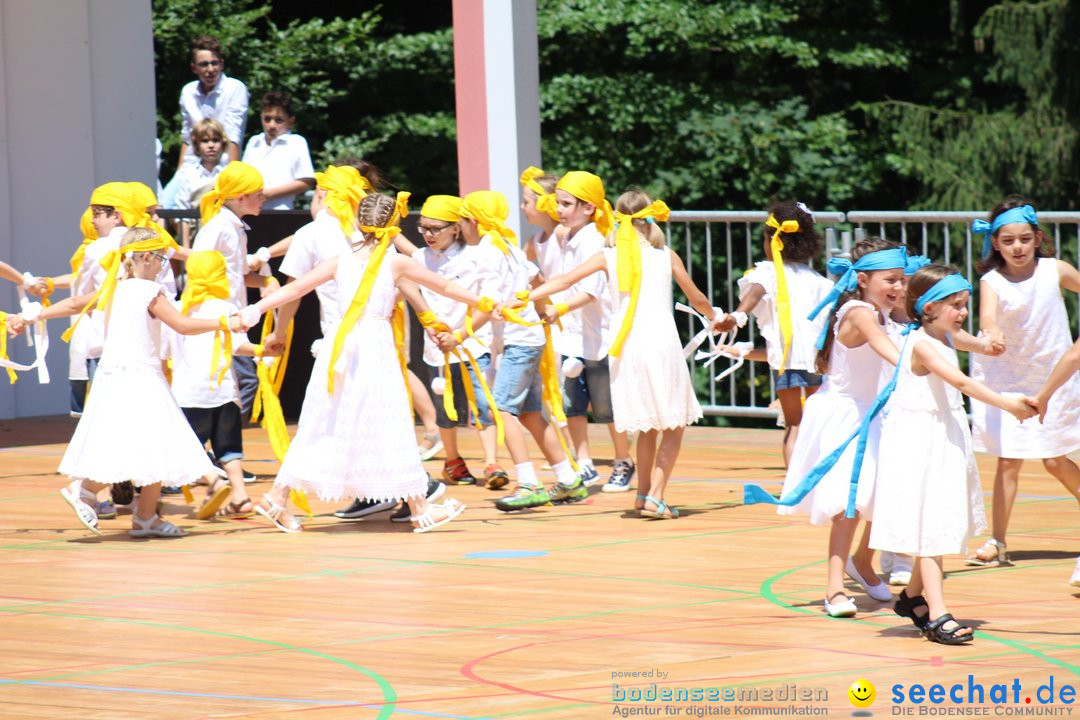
left=967, top=196, right=1080, bottom=569
left=870, top=264, right=1034, bottom=644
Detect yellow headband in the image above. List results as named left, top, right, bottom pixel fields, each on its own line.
left=608, top=200, right=670, bottom=357
left=181, top=250, right=231, bottom=315
left=200, top=161, right=264, bottom=225
left=420, top=195, right=463, bottom=223
left=88, top=182, right=177, bottom=250
left=520, top=166, right=559, bottom=222
left=315, top=165, right=364, bottom=238
left=461, top=191, right=516, bottom=254
left=765, top=214, right=800, bottom=373
left=70, top=207, right=99, bottom=277
left=554, top=171, right=614, bottom=236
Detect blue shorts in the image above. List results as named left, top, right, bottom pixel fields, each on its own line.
left=434, top=353, right=493, bottom=428
left=492, top=344, right=544, bottom=416
left=182, top=402, right=244, bottom=463
left=773, top=369, right=823, bottom=391
left=562, top=356, right=614, bottom=424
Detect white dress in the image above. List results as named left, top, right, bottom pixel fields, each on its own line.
left=871, top=331, right=987, bottom=556
left=58, top=279, right=215, bottom=486
left=273, top=246, right=429, bottom=502
left=778, top=300, right=892, bottom=525
left=970, top=259, right=1080, bottom=458
left=604, top=243, right=702, bottom=433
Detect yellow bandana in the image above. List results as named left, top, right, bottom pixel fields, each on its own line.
left=461, top=190, right=517, bottom=255
left=609, top=200, right=671, bottom=357
left=520, top=166, right=559, bottom=221
left=88, top=182, right=177, bottom=249
left=70, top=207, right=99, bottom=278
left=554, top=171, right=614, bottom=236
left=765, top=213, right=800, bottom=373
left=420, top=195, right=463, bottom=223
left=182, top=251, right=235, bottom=386
left=315, top=165, right=364, bottom=238
left=199, top=161, right=264, bottom=225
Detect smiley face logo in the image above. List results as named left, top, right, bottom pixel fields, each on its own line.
left=848, top=678, right=876, bottom=708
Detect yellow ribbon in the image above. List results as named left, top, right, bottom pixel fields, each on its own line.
left=765, top=214, right=800, bottom=373
left=62, top=235, right=181, bottom=343
left=40, top=277, right=54, bottom=308
left=0, top=313, right=18, bottom=384
left=554, top=171, right=614, bottom=236
left=209, top=316, right=233, bottom=387
left=70, top=208, right=98, bottom=277
left=519, top=167, right=559, bottom=221
left=464, top=296, right=496, bottom=346
left=609, top=200, right=670, bottom=357
left=315, top=165, right=364, bottom=238
left=392, top=301, right=412, bottom=411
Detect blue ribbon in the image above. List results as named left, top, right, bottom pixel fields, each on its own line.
left=971, top=205, right=1038, bottom=258
left=744, top=329, right=912, bottom=518
left=905, top=255, right=930, bottom=276
left=913, top=273, right=972, bottom=319
left=807, top=247, right=909, bottom=350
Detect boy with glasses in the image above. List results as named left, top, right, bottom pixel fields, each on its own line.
left=178, top=35, right=248, bottom=165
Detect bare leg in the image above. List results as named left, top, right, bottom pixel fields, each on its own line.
left=221, top=458, right=250, bottom=505
left=776, top=388, right=805, bottom=468
left=1042, top=455, right=1080, bottom=507
left=986, top=458, right=1023, bottom=552
left=500, top=411, right=532, bottom=465
left=440, top=427, right=461, bottom=461
left=134, top=483, right=163, bottom=527
left=635, top=429, right=658, bottom=510
left=520, top=412, right=568, bottom=466
left=407, top=370, right=438, bottom=436
left=640, top=427, right=684, bottom=516
left=608, top=424, right=631, bottom=459
left=918, top=555, right=971, bottom=638
left=827, top=514, right=861, bottom=600
left=567, top=415, right=590, bottom=464
left=478, top=423, right=499, bottom=466
left=850, top=521, right=881, bottom=588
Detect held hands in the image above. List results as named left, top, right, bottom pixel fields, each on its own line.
left=1024, top=393, right=1049, bottom=424
left=434, top=331, right=460, bottom=353
left=541, top=303, right=561, bottom=325
left=714, top=314, right=737, bottom=333
left=5, top=314, right=27, bottom=336
left=981, top=330, right=1006, bottom=356
left=1004, top=395, right=1038, bottom=423
left=237, top=305, right=263, bottom=331
left=263, top=331, right=287, bottom=356
left=227, top=315, right=247, bottom=334
left=494, top=297, right=526, bottom=318
left=25, top=277, right=49, bottom=298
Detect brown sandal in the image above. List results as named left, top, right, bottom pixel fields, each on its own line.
left=216, top=499, right=255, bottom=518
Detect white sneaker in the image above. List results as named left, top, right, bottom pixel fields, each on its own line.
left=1070, top=557, right=1080, bottom=588
left=884, top=552, right=913, bottom=585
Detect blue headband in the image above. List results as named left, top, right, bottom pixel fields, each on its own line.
left=905, top=255, right=930, bottom=276
left=913, top=273, right=972, bottom=320
left=808, top=246, right=911, bottom=349
left=971, top=205, right=1038, bottom=258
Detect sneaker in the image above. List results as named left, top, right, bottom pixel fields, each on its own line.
left=241, top=468, right=258, bottom=484
left=442, top=458, right=477, bottom=485
left=333, top=497, right=396, bottom=519
left=419, top=431, right=443, bottom=461
left=426, top=478, right=446, bottom=502
left=390, top=504, right=412, bottom=522
left=95, top=500, right=118, bottom=519
left=602, top=460, right=635, bottom=493
left=885, top=552, right=913, bottom=585
left=483, top=464, right=510, bottom=490
left=1070, top=557, right=1080, bottom=587
left=578, top=465, right=600, bottom=487
left=391, top=480, right=446, bottom=522
left=549, top=476, right=589, bottom=504
left=494, top=485, right=551, bottom=512
left=162, top=485, right=182, bottom=495
left=111, top=480, right=135, bottom=506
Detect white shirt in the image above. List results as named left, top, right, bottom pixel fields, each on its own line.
left=192, top=207, right=248, bottom=309
left=179, top=74, right=249, bottom=148
left=172, top=157, right=229, bottom=210
left=163, top=298, right=247, bottom=408
left=737, top=260, right=834, bottom=372
left=278, top=210, right=352, bottom=337
left=412, top=242, right=493, bottom=365
left=241, top=132, right=315, bottom=210
left=473, top=237, right=545, bottom=348
left=554, top=223, right=609, bottom=360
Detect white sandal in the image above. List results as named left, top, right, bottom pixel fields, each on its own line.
left=411, top=498, right=465, bottom=534
left=130, top=513, right=187, bottom=538
left=60, top=486, right=101, bottom=535
left=255, top=497, right=303, bottom=533
left=824, top=592, right=857, bottom=618
left=966, top=538, right=1008, bottom=566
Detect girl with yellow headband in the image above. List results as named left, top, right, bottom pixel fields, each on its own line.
left=520, top=190, right=722, bottom=519
left=16, top=228, right=246, bottom=537
left=237, top=193, right=485, bottom=534
left=718, top=201, right=833, bottom=468
left=519, top=167, right=563, bottom=282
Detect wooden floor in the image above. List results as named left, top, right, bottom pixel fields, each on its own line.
left=0, top=416, right=1077, bottom=719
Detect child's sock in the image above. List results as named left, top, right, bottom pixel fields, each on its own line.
left=515, top=462, right=540, bottom=488
left=578, top=455, right=594, bottom=470
left=552, top=459, right=577, bottom=486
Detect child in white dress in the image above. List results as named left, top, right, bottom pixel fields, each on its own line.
left=239, top=193, right=484, bottom=533
left=520, top=190, right=720, bottom=518
left=967, top=198, right=1080, bottom=568
left=719, top=200, right=834, bottom=467
left=871, top=265, right=1033, bottom=644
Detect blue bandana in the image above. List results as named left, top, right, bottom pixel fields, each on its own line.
left=807, top=247, right=910, bottom=350
left=905, top=255, right=931, bottom=276
left=972, top=205, right=1038, bottom=258
left=913, top=273, right=972, bottom=320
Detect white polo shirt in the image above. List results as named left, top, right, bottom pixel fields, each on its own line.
left=241, top=132, right=315, bottom=210
left=179, top=74, right=249, bottom=148
left=173, top=157, right=229, bottom=210
left=163, top=297, right=247, bottom=408
left=412, top=242, right=493, bottom=365
left=473, top=237, right=545, bottom=348
left=554, top=222, right=609, bottom=360
left=278, top=210, right=353, bottom=337
left=192, top=207, right=249, bottom=309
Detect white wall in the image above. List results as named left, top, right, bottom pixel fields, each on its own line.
left=0, top=0, right=156, bottom=419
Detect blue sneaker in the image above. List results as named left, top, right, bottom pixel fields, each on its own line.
left=602, top=460, right=635, bottom=493
left=579, top=465, right=600, bottom=487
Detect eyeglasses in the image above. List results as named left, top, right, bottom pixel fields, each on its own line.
left=91, top=208, right=113, bottom=218
left=148, top=252, right=168, bottom=263
left=418, top=223, right=454, bottom=236
left=195, top=60, right=222, bottom=69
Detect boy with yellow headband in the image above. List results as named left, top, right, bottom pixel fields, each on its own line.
left=545, top=171, right=634, bottom=490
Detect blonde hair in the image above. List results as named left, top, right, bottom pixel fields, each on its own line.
left=605, top=189, right=665, bottom=249
left=120, top=227, right=160, bottom=276
left=356, top=193, right=396, bottom=244
left=192, top=118, right=226, bottom=148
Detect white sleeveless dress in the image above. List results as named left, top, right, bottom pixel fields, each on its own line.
left=970, top=259, right=1080, bottom=458
left=778, top=300, right=892, bottom=525
left=871, top=331, right=986, bottom=555
left=273, top=246, right=429, bottom=502
left=604, top=243, right=702, bottom=432
left=58, top=279, right=215, bottom=486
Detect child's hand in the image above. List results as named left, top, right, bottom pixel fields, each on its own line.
left=1026, top=393, right=1049, bottom=424
left=228, top=315, right=247, bottom=334
left=494, top=298, right=525, bottom=316
left=541, top=303, right=560, bottom=325
left=237, top=305, right=262, bottom=331
left=986, top=329, right=1006, bottom=355
left=713, top=314, right=736, bottom=333
left=5, top=314, right=26, bottom=336
left=434, top=331, right=459, bottom=353
left=26, top=277, right=49, bottom=298
left=263, top=331, right=286, bottom=356
left=1005, top=396, right=1037, bottom=422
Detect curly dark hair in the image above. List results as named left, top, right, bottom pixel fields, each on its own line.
left=765, top=200, right=821, bottom=264
left=975, top=195, right=1054, bottom=275
left=260, top=91, right=295, bottom=117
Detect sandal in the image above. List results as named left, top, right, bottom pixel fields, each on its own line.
left=966, top=538, right=1008, bottom=566
left=255, top=497, right=302, bottom=533
left=217, top=499, right=255, bottom=518
left=824, top=592, right=857, bottom=618
left=634, top=494, right=647, bottom=512
left=640, top=495, right=679, bottom=519
left=419, top=431, right=443, bottom=461
left=130, top=513, right=187, bottom=538
left=60, top=486, right=101, bottom=535
left=893, top=589, right=930, bottom=630
left=411, top=498, right=466, bottom=533
left=195, top=479, right=232, bottom=520
left=924, top=613, right=974, bottom=644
